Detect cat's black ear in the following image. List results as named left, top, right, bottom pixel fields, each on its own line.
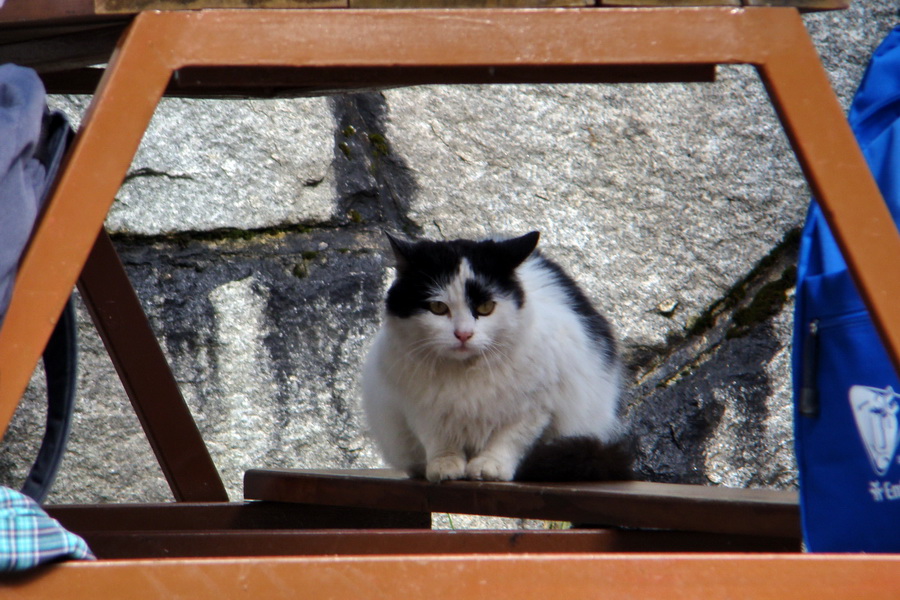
left=385, top=231, right=413, bottom=272
left=499, top=231, right=540, bottom=269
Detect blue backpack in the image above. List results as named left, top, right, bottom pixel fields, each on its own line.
left=0, top=65, right=76, bottom=503
left=793, top=25, right=900, bottom=552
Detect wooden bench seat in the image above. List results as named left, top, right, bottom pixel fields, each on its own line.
left=44, top=502, right=798, bottom=557
left=245, top=468, right=800, bottom=540
left=36, top=469, right=801, bottom=559
left=21, top=467, right=799, bottom=561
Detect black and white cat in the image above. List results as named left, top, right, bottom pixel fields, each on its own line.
left=362, top=231, right=631, bottom=482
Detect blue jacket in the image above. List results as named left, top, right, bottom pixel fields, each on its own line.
left=0, top=64, right=48, bottom=325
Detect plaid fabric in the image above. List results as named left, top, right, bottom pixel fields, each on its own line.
left=0, top=487, right=94, bottom=571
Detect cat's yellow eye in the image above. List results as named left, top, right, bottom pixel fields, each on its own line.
left=428, top=301, right=450, bottom=316
left=475, top=301, right=496, bottom=316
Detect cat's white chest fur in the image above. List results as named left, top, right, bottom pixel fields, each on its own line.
left=362, top=233, right=623, bottom=482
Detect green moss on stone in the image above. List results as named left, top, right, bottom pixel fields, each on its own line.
left=368, top=133, right=389, bottom=156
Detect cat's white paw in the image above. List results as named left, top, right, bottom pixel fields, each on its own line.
left=426, top=455, right=467, bottom=482
left=466, top=455, right=515, bottom=481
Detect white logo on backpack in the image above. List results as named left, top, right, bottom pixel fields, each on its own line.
left=849, top=385, right=900, bottom=478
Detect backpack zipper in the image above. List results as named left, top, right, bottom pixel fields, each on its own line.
left=799, top=311, right=871, bottom=418
left=799, top=319, right=820, bottom=418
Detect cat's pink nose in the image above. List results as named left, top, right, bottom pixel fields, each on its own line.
left=455, top=330, right=473, bottom=343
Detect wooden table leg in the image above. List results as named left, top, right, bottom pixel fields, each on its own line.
left=78, top=230, right=228, bottom=501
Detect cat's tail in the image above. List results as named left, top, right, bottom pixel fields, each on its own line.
left=513, top=435, right=635, bottom=482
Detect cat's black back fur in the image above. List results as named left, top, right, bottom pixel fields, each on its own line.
left=532, top=253, right=618, bottom=361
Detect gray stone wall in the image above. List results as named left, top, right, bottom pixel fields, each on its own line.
left=1, top=1, right=897, bottom=508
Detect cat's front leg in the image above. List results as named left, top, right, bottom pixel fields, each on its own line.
left=465, top=454, right=517, bottom=482
left=425, top=452, right=467, bottom=482
left=466, top=414, right=549, bottom=482
left=416, top=415, right=467, bottom=482
left=422, top=434, right=467, bottom=482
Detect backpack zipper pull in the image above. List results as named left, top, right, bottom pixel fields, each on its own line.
left=800, top=320, right=820, bottom=417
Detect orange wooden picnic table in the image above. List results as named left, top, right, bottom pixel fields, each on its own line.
left=2, top=1, right=899, bottom=596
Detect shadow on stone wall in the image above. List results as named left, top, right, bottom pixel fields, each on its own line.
left=331, top=93, right=421, bottom=236
left=629, top=320, right=795, bottom=489
left=625, top=237, right=799, bottom=489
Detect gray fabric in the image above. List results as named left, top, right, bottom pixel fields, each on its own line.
left=0, top=65, right=47, bottom=325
